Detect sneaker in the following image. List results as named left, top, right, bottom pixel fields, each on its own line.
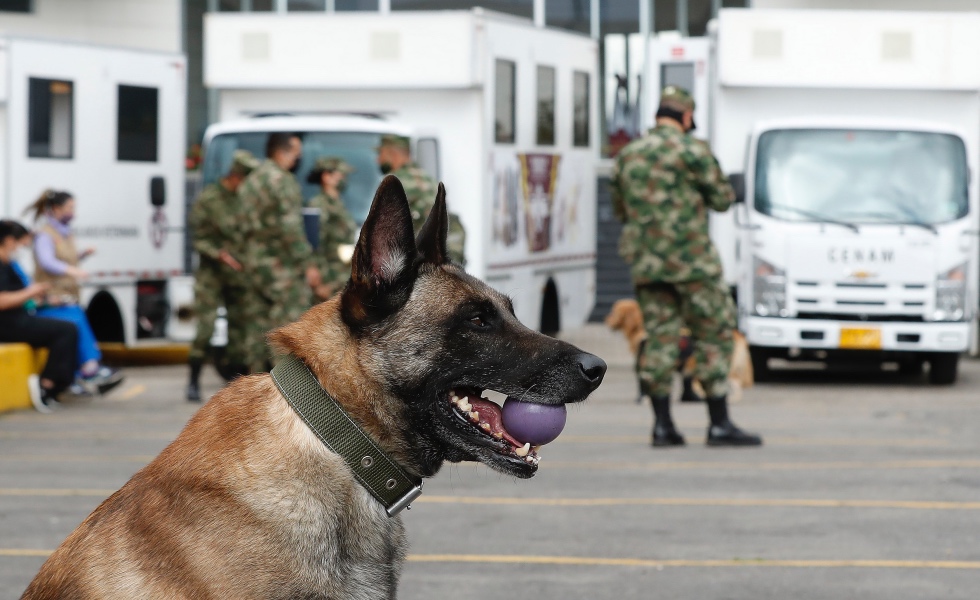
left=81, top=367, right=125, bottom=396
left=69, top=382, right=95, bottom=397
left=27, top=375, right=53, bottom=414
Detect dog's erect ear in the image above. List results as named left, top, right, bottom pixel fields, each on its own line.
left=342, top=175, right=418, bottom=328
left=416, top=182, right=449, bottom=265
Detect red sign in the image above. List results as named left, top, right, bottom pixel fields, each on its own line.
left=671, top=46, right=685, bottom=58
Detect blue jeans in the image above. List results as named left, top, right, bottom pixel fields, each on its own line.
left=36, top=305, right=101, bottom=372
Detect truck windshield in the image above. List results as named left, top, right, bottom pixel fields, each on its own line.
left=202, top=131, right=385, bottom=225
left=754, top=129, right=969, bottom=226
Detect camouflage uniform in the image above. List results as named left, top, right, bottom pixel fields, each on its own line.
left=238, top=158, right=314, bottom=372
left=188, top=151, right=258, bottom=366
left=307, top=157, right=357, bottom=297
left=611, top=99, right=736, bottom=399
left=381, top=135, right=467, bottom=266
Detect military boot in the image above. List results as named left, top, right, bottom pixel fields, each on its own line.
left=706, top=396, right=762, bottom=446
left=650, top=393, right=686, bottom=447
left=186, top=358, right=203, bottom=402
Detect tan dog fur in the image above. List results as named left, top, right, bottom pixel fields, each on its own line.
left=605, top=298, right=753, bottom=399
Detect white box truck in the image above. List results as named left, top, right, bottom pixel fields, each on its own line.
left=0, top=36, right=191, bottom=347
left=203, top=8, right=599, bottom=333
left=649, top=9, right=980, bottom=383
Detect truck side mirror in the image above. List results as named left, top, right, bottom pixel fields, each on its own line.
left=150, top=176, right=166, bottom=207
left=728, top=173, right=745, bottom=204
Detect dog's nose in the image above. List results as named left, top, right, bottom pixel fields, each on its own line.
left=576, top=353, right=607, bottom=388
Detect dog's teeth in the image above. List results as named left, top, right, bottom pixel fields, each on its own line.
left=459, top=400, right=472, bottom=412
left=493, top=432, right=503, bottom=439
left=468, top=411, right=479, bottom=421
left=451, top=395, right=460, bottom=403
left=480, top=423, right=491, bottom=432
left=515, top=443, right=530, bottom=457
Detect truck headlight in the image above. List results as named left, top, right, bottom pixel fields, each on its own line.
left=753, top=257, right=787, bottom=317
left=933, top=263, right=966, bottom=322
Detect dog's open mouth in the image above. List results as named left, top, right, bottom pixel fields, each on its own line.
left=446, top=389, right=542, bottom=467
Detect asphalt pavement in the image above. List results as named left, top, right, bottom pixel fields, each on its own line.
left=2, top=325, right=979, bottom=599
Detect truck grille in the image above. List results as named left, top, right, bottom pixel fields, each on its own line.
left=791, top=279, right=929, bottom=320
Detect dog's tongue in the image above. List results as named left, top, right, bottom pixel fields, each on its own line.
left=469, top=398, right=524, bottom=447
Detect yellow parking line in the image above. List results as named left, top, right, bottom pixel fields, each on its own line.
left=557, top=435, right=950, bottom=448
left=2, top=549, right=976, bottom=570
left=115, top=384, right=147, bottom=401
left=0, top=549, right=51, bottom=557
left=418, top=495, right=980, bottom=511
left=407, top=554, right=980, bottom=570
left=538, top=459, right=980, bottom=471
left=0, top=431, right=174, bottom=440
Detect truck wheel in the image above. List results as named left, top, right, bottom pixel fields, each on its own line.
left=928, top=353, right=959, bottom=385
left=750, top=346, right=773, bottom=383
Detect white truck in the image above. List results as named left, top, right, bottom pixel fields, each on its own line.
left=203, top=8, right=599, bottom=333
left=0, top=36, right=191, bottom=347
left=649, top=9, right=980, bottom=383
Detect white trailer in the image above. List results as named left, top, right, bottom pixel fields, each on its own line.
left=0, top=36, right=190, bottom=346
left=649, top=9, right=980, bottom=383
left=203, top=8, right=599, bottom=333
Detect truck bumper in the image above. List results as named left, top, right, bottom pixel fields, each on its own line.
left=744, top=316, right=969, bottom=354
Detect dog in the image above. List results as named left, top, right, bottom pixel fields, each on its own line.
left=605, top=298, right=752, bottom=401
left=21, top=177, right=606, bottom=599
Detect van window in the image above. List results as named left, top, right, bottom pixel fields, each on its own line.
left=203, top=131, right=386, bottom=225
left=536, top=66, right=556, bottom=146
left=117, top=85, right=159, bottom=162
left=573, top=71, right=590, bottom=147
left=495, top=59, right=516, bottom=144
left=28, top=78, right=73, bottom=159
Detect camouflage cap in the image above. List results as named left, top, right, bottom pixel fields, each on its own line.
left=659, top=85, right=695, bottom=112
left=376, top=134, right=411, bottom=153
left=229, top=149, right=260, bottom=177
left=312, top=156, right=354, bottom=174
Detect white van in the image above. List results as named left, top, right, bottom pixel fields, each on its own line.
left=204, top=8, right=599, bottom=333
left=0, top=37, right=190, bottom=346
left=648, top=10, right=980, bottom=383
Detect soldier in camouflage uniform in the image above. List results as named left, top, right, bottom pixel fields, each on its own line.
left=612, top=86, right=761, bottom=447
left=306, top=156, right=357, bottom=301
left=376, top=134, right=467, bottom=266
left=186, top=150, right=259, bottom=402
left=238, top=133, right=319, bottom=372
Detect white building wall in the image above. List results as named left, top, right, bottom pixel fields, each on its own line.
left=0, top=0, right=181, bottom=52
left=754, top=0, right=980, bottom=10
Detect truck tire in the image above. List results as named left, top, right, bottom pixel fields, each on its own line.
left=898, top=358, right=925, bottom=378
left=750, top=346, right=773, bottom=383
left=928, top=353, right=959, bottom=385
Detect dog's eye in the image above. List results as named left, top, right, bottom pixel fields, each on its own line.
left=469, top=316, right=488, bottom=328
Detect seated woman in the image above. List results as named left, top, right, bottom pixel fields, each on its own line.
left=24, top=190, right=123, bottom=394
left=0, top=220, right=78, bottom=412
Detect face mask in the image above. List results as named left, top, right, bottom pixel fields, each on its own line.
left=58, top=214, right=74, bottom=225
left=289, top=156, right=302, bottom=174
left=379, top=162, right=393, bottom=175
left=337, top=180, right=348, bottom=194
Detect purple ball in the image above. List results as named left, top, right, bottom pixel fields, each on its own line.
left=501, top=398, right=567, bottom=446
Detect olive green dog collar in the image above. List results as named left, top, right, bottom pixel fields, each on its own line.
left=270, top=355, right=423, bottom=516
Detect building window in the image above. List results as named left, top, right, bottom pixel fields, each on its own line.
left=218, top=0, right=241, bottom=10
left=573, top=71, right=589, bottom=147
left=0, top=0, right=32, bottom=12
left=117, top=85, right=159, bottom=162
left=392, top=1, right=530, bottom=19
left=251, top=0, right=274, bottom=10
left=28, top=78, right=73, bottom=159
left=495, top=59, right=516, bottom=145
left=536, top=66, right=556, bottom=146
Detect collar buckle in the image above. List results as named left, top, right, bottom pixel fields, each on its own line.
left=386, top=480, right=423, bottom=517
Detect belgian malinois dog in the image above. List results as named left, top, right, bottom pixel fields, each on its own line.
left=22, top=176, right=606, bottom=599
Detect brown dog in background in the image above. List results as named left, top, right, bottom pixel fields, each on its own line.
left=21, top=177, right=606, bottom=599
left=605, top=298, right=752, bottom=400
